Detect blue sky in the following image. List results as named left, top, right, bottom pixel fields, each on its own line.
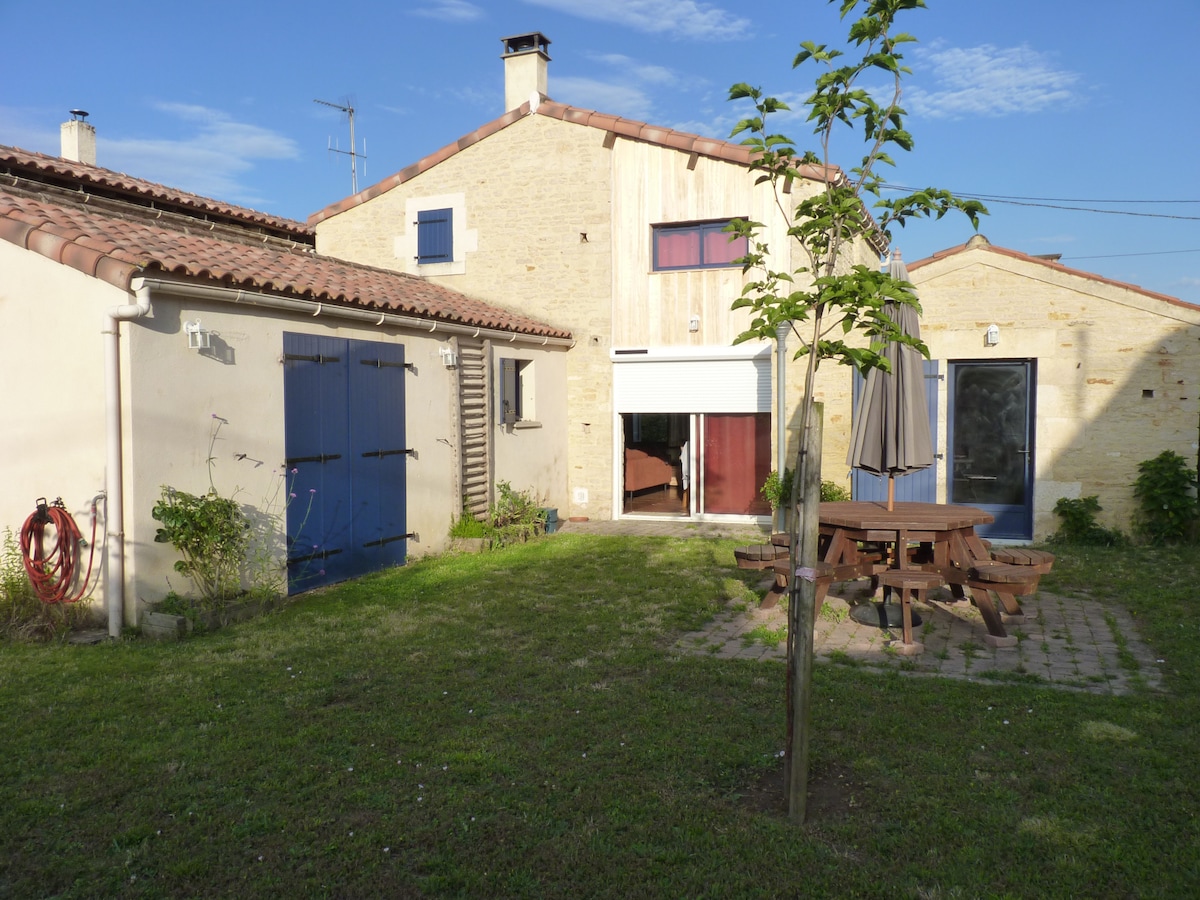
left=4, top=0, right=1198, bottom=304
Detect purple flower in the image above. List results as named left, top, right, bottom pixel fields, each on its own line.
left=309, top=488, right=317, bottom=494
left=291, top=467, right=299, bottom=475
left=318, top=569, right=326, bottom=576
left=289, top=492, right=297, bottom=499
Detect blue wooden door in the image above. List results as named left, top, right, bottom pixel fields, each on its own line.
left=851, top=360, right=940, bottom=503
left=284, top=333, right=408, bottom=592
left=349, top=341, right=409, bottom=574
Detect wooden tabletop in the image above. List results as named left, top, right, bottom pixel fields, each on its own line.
left=819, top=501, right=994, bottom=531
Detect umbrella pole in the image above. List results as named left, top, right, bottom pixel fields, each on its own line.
left=887, top=475, right=895, bottom=511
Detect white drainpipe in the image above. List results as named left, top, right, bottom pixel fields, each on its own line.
left=103, top=280, right=151, bottom=638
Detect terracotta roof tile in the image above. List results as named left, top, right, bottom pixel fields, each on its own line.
left=0, top=145, right=311, bottom=239
left=0, top=185, right=570, bottom=340
left=908, top=239, right=1195, bottom=312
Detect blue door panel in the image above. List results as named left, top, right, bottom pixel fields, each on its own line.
left=851, top=360, right=939, bottom=503
left=284, top=333, right=408, bottom=593
left=350, top=341, right=409, bottom=572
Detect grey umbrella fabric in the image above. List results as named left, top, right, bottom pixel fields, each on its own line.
left=845, top=252, right=934, bottom=508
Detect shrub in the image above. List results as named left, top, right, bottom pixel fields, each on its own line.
left=763, top=470, right=851, bottom=510
left=760, top=469, right=793, bottom=511
left=449, top=509, right=488, bottom=539
left=1133, top=450, right=1198, bottom=544
left=820, top=480, right=851, bottom=502
left=1050, top=496, right=1125, bottom=546
left=488, top=482, right=546, bottom=546
left=151, top=487, right=249, bottom=608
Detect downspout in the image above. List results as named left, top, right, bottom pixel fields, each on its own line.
left=103, top=278, right=152, bottom=638
left=775, top=321, right=789, bottom=533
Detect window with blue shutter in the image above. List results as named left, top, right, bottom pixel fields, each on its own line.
left=416, top=208, right=453, bottom=264
left=500, top=357, right=520, bottom=425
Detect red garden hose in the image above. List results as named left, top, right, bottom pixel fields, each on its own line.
left=19, top=497, right=99, bottom=604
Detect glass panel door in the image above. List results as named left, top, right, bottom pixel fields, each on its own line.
left=949, top=361, right=1035, bottom=539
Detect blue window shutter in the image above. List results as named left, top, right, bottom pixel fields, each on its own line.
left=416, top=208, right=453, bottom=263
left=500, top=358, right=519, bottom=425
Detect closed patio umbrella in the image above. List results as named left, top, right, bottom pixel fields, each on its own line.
left=845, top=251, right=934, bottom=511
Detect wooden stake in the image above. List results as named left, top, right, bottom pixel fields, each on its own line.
left=786, top=402, right=822, bottom=822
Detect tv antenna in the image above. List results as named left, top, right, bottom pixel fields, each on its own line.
left=314, top=98, right=366, bottom=194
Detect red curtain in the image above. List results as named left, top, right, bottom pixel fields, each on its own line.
left=703, top=229, right=747, bottom=266
left=702, top=413, right=771, bottom=515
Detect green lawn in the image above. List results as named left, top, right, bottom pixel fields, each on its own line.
left=2, top=535, right=1198, bottom=898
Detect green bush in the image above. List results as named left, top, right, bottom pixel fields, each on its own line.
left=762, top=470, right=851, bottom=510
left=449, top=509, right=488, bottom=539
left=760, top=469, right=793, bottom=511
left=820, top=480, right=851, bottom=502
left=1133, top=450, right=1198, bottom=544
left=488, top=482, right=546, bottom=546
left=1050, top=496, right=1125, bottom=546
left=151, top=487, right=249, bottom=608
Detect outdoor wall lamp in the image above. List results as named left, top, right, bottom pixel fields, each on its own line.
left=439, top=346, right=458, bottom=368
left=688, top=314, right=700, bottom=333
left=184, top=320, right=211, bottom=350
left=985, top=323, right=1000, bottom=346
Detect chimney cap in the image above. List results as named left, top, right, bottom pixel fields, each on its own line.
left=501, top=32, right=551, bottom=58
left=69, top=109, right=90, bottom=122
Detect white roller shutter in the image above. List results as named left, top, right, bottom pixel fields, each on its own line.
left=612, top=346, right=772, bottom=413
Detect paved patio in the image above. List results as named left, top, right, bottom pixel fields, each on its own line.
left=558, top=518, right=1164, bottom=695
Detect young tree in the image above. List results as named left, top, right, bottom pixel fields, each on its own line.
left=727, top=0, right=985, bottom=821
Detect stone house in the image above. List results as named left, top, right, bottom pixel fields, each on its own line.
left=311, top=33, right=1199, bottom=542
left=312, top=33, right=883, bottom=527
left=0, top=129, right=570, bottom=635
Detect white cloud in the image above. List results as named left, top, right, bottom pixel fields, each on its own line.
left=102, top=104, right=300, bottom=207
left=552, top=76, right=655, bottom=120
left=587, top=53, right=678, bottom=85
left=411, top=0, right=485, bottom=22
left=521, top=0, right=750, bottom=40
left=905, top=42, right=1082, bottom=119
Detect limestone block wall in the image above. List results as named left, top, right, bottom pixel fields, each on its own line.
left=316, top=114, right=614, bottom=519
left=917, top=252, right=1200, bottom=537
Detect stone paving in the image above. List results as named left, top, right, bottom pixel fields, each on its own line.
left=559, top=517, right=1164, bottom=696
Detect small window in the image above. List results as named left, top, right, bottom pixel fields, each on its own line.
left=652, top=220, right=747, bottom=271
left=416, top=208, right=453, bottom=264
left=499, top=357, right=535, bottom=425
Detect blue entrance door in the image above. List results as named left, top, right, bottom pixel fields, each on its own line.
left=283, top=333, right=409, bottom=592
left=851, top=360, right=940, bottom=503
left=948, top=360, right=1035, bottom=540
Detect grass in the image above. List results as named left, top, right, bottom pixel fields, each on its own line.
left=2, top=536, right=1199, bottom=897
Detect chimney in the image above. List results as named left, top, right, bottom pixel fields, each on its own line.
left=501, top=32, right=550, bottom=112
left=61, top=110, right=96, bottom=166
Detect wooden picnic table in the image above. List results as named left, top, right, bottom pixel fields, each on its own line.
left=815, top=501, right=1041, bottom=645
left=760, top=501, right=1051, bottom=646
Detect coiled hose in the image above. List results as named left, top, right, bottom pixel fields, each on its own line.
left=19, top=497, right=98, bottom=604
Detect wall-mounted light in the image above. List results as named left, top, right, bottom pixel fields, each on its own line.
left=688, top=314, right=700, bottom=333
left=985, top=323, right=1000, bottom=347
left=184, top=320, right=211, bottom=350
left=439, top=346, right=458, bottom=368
